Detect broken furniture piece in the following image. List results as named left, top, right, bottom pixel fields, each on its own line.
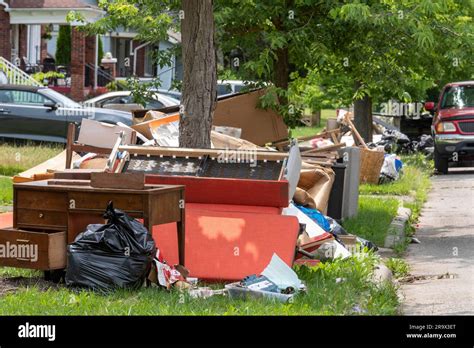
left=273, top=128, right=342, bottom=151
left=131, top=88, right=289, bottom=146
left=115, top=145, right=301, bottom=281
left=65, top=120, right=137, bottom=170
left=340, top=112, right=385, bottom=184
left=272, top=129, right=342, bottom=167
left=0, top=178, right=186, bottom=273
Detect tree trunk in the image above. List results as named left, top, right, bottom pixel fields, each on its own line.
left=180, top=0, right=217, bottom=148
left=353, top=83, right=373, bottom=143
left=274, top=47, right=289, bottom=106
left=274, top=47, right=289, bottom=91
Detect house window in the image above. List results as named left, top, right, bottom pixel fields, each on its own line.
left=174, top=54, right=183, bottom=82
left=112, top=37, right=132, bottom=77
left=144, top=45, right=157, bottom=77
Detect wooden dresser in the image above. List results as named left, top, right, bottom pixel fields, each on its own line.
left=0, top=180, right=185, bottom=272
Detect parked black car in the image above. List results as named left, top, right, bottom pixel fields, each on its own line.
left=0, top=85, right=132, bottom=143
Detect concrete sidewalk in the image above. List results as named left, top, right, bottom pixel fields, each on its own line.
left=401, top=168, right=474, bottom=315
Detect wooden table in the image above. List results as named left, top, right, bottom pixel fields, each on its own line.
left=12, top=180, right=186, bottom=267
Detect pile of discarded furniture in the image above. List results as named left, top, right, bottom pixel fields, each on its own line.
left=0, top=89, right=400, bottom=298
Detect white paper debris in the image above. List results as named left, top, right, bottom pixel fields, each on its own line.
left=261, top=253, right=303, bottom=291
left=151, top=121, right=179, bottom=147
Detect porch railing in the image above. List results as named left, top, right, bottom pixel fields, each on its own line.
left=85, top=63, right=115, bottom=87
left=0, top=56, right=42, bottom=86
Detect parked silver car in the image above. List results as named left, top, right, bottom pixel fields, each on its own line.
left=84, top=91, right=180, bottom=111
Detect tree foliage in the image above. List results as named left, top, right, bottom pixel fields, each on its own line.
left=69, top=0, right=474, bottom=140
left=215, top=0, right=473, bottom=138
left=56, top=25, right=72, bottom=66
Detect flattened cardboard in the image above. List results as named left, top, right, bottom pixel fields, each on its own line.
left=131, top=113, right=180, bottom=140
left=213, top=90, right=288, bottom=145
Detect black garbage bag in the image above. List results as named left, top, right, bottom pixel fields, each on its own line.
left=325, top=216, right=349, bottom=236
left=417, top=134, right=434, bottom=150
left=372, top=129, right=411, bottom=154
left=66, top=202, right=156, bottom=292
left=356, top=236, right=378, bottom=251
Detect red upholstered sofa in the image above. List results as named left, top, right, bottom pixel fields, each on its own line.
left=146, top=175, right=299, bottom=281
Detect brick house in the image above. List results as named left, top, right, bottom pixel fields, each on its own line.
left=0, top=0, right=182, bottom=100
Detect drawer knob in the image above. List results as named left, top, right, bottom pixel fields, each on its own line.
left=39, top=213, right=44, bottom=218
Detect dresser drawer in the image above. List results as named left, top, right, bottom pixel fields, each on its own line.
left=15, top=190, right=67, bottom=211
left=0, top=228, right=66, bottom=270
left=16, top=209, right=67, bottom=230
left=68, top=192, right=144, bottom=212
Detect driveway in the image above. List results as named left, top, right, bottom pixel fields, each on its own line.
left=401, top=168, right=474, bottom=315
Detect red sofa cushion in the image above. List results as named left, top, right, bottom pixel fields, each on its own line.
left=0, top=213, right=13, bottom=229
left=152, top=204, right=299, bottom=281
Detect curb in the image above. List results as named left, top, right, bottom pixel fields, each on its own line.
left=384, top=207, right=412, bottom=249
left=373, top=262, right=393, bottom=284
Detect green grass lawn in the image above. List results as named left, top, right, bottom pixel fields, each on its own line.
left=359, top=154, right=432, bottom=245
left=0, top=137, right=423, bottom=316
left=0, top=176, right=13, bottom=206
left=291, top=109, right=336, bottom=138
left=0, top=142, right=62, bottom=207
left=354, top=153, right=432, bottom=254
left=342, top=196, right=400, bottom=246
left=0, top=142, right=63, bottom=177
left=359, top=154, right=432, bottom=198
left=0, top=253, right=398, bottom=315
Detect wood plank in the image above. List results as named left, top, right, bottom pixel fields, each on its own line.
left=302, top=160, right=335, bottom=166
left=32, top=173, right=55, bottom=181
left=48, top=179, right=91, bottom=187
left=344, top=112, right=368, bottom=149
left=90, top=172, right=145, bottom=190
left=302, top=153, right=338, bottom=158
left=272, top=128, right=341, bottom=148
left=71, top=144, right=112, bottom=155
left=54, top=169, right=103, bottom=180
left=119, top=145, right=289, bottom=161
left=301, top=143, right=346, bottom=155
left=66, top=123, right=75, bottom=169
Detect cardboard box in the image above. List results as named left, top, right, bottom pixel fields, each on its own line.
left=132, top=89, right=289, bottom=146
left=213, top=90, right=288, bottom=145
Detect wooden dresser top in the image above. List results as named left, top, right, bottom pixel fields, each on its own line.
left=14, top=180, right=184, bottom=195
